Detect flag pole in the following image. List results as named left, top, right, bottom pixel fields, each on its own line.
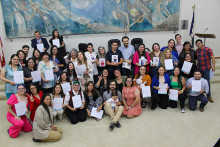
left=192, top=4, right=196, bottom=48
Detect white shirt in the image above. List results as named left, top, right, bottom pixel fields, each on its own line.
left=106, top=98, right=119, bottom=107
left=64, top=90, right=85, bottom=106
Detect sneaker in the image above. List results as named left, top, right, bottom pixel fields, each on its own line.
left=199, top=108, right=204, bottom=112
left=115, top=121, right=121, bottom=128
left=207, top=96, right=214, bottom=103
left=33, top=138, right=41, bottom=142
left=109, top=123, right=115, bottom=131
left=181, top=108, right=185, bottom=113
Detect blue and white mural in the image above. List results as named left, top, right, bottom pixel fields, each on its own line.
left=1, top=0, right=180, bottom=38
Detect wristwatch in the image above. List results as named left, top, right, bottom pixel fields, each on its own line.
left=130, top=105, right=133, bottom=108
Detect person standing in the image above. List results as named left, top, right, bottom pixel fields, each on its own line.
left=196, top=39, right=215, bottom=103
left=175, top=34, right=183, bottom=55
left=118, top=36, right=135, bottom=76
left=31, top=31, right=49, bottom=52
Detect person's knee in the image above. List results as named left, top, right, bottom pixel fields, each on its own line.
left=189, top=105, right=196, bottom=111
left=118, top=106, right=123, bottom=111
left=105, top=103, right=111, bottom=108
left=126, top=115, right=135, bottom=119
left=15, top=120, right=24, bottom=128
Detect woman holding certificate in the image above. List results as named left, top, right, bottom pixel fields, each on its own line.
left=17, top=50, right=27, bottom=68
left=133, top=44, right=151, bottom=76
left=49, top=29, right=66, bottom=58
left=38, top=52, right=59, bottom=94
left=179, top=41, right=197, bottom=64
left=134, top=66, right=152, bottom=108
left=151, top=66, right=171, bottom=109
left=122, top=77, right=142, bottom=118
left=76, top=51, right=94, bottom=91
left=160, top=39, right=179, bottom=60
left=149, top=43, right=162, bottom=78
left=0, top=54, right=23, bottom=99
left=7, top=84, right=32, bottom=138
left=64, top=81, right=87, bottom=124
left=33, top=93, right=62, bottom=142
left=28, top=84, right=43, bottom=122
left=32, top=49, right=42, bottom=65
left=159, top=48, right=179, bottom=76
left=51, top=83, right=65, bottom=121
left=97, top=45, right=107, bottom=74
left=84, top=81, right=103, bottom=121
left=169, top=67, right=187, bottom=113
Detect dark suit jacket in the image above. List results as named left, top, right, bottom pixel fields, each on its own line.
left=31, top=38, right=49, bottom=51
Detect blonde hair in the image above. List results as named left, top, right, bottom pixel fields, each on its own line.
left=160, top=48, right=172, bottom=66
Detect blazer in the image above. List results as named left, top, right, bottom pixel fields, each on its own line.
left=31, top=38, right=49, bottom=50
left=151, top=73, right=171, bottom=93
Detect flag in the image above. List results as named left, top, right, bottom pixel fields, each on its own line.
left=189, top=11, right=195, bottom=48
left=0, top=37, right=6, bottom=68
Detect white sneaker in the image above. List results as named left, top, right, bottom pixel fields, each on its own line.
left=181, top=108, right=185, bottom=113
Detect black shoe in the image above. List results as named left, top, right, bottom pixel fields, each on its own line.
left=115, top=121, right=121, bottom=128
left=33, top=138, right=41, bottom=142
left=109, top=123, right=115, bottom=131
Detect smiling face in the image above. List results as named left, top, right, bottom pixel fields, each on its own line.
left=34, top=50, right=40, bottom=58
left=112, top=95, right=118, bottom=101
left=126, top=78, right=133, bottom=87
left=11, top=56, right=19, bottom=65
left=139, top=66, right=146, bottom=75
left=185, top=54, right=192, bottom=62
left=153, top=44, right=160, bottom=52
left=194, top=71, right=202, bottom=80
left=44, top=95, right=51, bottom=106
left=61, top=73, right=67, bottom=81
left=52, top=47, right=58, bottom=55
left=72, top=83, right=80, bottom=92
left=68, top=62, right=74, bottom=70
left=111, top=42, right=118, bottom=50
left=173, top=68, right=180, bottom=76
left=55, top=85, right=61, bottom=94
left=17, top=85, right=26, bottom=95
left=54, top=30, right=59, bottom=37
left=114, top=70, right=121, bottom=77
left=78, top=52, right=84, bottom=60
left=87, top=45, right=93, bottom=53
left=165, top=49, right=171, bottom=58
left=184, top=44, right=191, bottom=51
left=175, top=35, right=181, bottom=43
left=35, top=32, right=40, bottom=40
left=99, top=47, right=105, bottom=55
left=122, top=38, right=129, bottom=47
left=138, top=45, right=145, bottom=52
left=22, top=47, right=29, bottom=55
left=168, top=40, right=175, bottom=48
left=158, top=67, right=165, bottom=75
left=87, top=83, right=94, bottom=91
left=71, top=51, right=77, bottom=59
left=109, top=81, right=116, bottom=91
left=30, top=85, right=37, bottom=94
left=102, top=69, right=108, bottom=77
left=196, top=41, right=203, bottom=48
left=18, top=52, right=25, bottom=60
left=42, top=54, right=49, bottom=61
left=28, top=59, right=35, bottom=68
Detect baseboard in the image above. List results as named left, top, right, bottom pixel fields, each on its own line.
left=215, top=57, right=220, bottom=59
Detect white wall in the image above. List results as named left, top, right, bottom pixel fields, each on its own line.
left=0, top=0, right=219, bottom=65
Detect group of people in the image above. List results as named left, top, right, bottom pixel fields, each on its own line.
left=0, top=30, right=215, bottom=142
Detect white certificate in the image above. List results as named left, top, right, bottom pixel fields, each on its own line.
left=122, top=62, right=131, bottom=70
left=139, top=56, right=147, bottom=66
left=164, top=59, right=174, bottom=70
left=53, top=98, right=63, bottom=110
left=153, top=57, right=159, bottom=66
left=192, top=80, right=201, bottom=92
left=37, top=43, right=44, bottom=52
left=169, top=89, right=179, bottom=101
left=91, top=107, right=104, bottom=119
left=99, top=58, right=106, bottom=67
left=72, top=95, right=82, bottom=108
left=52, top=39, right=60, bottom=48
left=210, top=70, right=214, bottom=79
left=61, top=82, right=71, bottom=94
left=45, top=70, right=54, bottom=81
left=112, top=55, right=118, bottom=63
left=75, top=64, right=86, bottom=75
left=158, top=83, right=168, bottom=94
left=90, top=54, right=96, bottom=62
left=181, top=61, right=193, bottom=74
left=142, top=86, right=151, bottom=98
left=15, top=101, right=26, bottom=116
left=31, top=71, right=41, bottom=82
left=13, top=71, right=24, bottom=84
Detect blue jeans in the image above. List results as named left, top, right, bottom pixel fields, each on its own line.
left=189, top=94, right=208, bottom=110
left=201, top=70, right=211, bottom=97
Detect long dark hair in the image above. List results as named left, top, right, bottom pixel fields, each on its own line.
left=124, top=76, right=134, bottom=87
left=172, top=67, right=182, bottom=88
left=50, top=45, right=58, bottom=58
left=32, top=49, right=42, bottom=61
left=26, top=58, right=37, bottom=70
left=184, top=53, right=195, bottom=63
left=84, top=81, right=101, bottom=104
left=167, top=39, right=177, bottom=51
left=40, top=93, right=52, bottom=122
left=152, top=43, right=160, bottom=51
left=66, top=62, right=77, bottom=80
left=136, top=65, right=147, bottom=78
left=52, top=29, right=60, bottom=39
left=52, top=83, right=64, bottom=98
left=59, top=71, right=70, bottom=83
left=16, top=50, right=27, bottom=63
left=156, top=65, right=166, bottom=80
left=107, top=80, right=119, bottom=94
left=9, top=54, right=19, bottom=65
left=138, top=44, right=148, bottom=59
left=29, top=83, right=40, bottom=94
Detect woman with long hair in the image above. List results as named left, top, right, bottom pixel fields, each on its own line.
left=160, top=39, right=179, bottom=59
left=95, top=69, right=109, bottom=96
left=17, top=50, right=26, bottom=67
left=33, top=93, right=62, bottom=142
left=0, top=54, right=23, bottom=98
left=6, top=84, right=32, bottom=138
left=64, top=62, right=77, bottom=82
left=179, top=41, right=197, bottom=64
left=97, top=45, right=107, bottom=74
left=84, top=81, right=103, bottom=121
left=133, top=44, right=151, bottom=76
left=32, top=49, right=42, bottom=65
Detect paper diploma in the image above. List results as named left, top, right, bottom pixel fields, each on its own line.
left=112, top=55, right=118, bottom=63
left=61, top=82, right=71, bottom=94
left=31, top=71, right=41, bottom=82
left=210, top=70, right=214, bottom=79
left=142, top=86, right=151, bottom=98
left=13, top=71, right=24, bottom=84
left=37, top=43, right=44, bottom=52
left=169, top=89, right=179, bottom=101
left=139, top=56, right=147, bottom=66
left=164, top=59, right=174, bottom=70
left=15, top=101, right=26, bottom=116
left=52, top=39, right=60, bottom=48
left=75, top=64, right=86, bottom=75
left=91, top=107, right=104, bottom=119
left=192, top=80, right=201, bottom=92
left=181, top=61, right=193, bottom=74
left=45, top=70, right=54, bottom=81
left=122, top=62, right=131, bottom=70
left=153, top=57, right=159, bottom=66
left=53, top=98, right=63, bottom=110
left=158, top=83, right=168, bottom=94
left=72, top=95, right=82, bottom=108
left=99, top=58, right=106, bottom=67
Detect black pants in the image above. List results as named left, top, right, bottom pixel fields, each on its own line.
left=42, top=87, right=53, bottom=94
left=151, top=92, right=169, bottom=109
left=169, top=92, right=187, bottom=109
left=66, top=108, right=87, bottom=124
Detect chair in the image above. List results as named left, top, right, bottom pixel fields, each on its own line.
left=108, top=39, right=121, bottom=51
left=78, top=43, right=88, bottom=53
left=131, top=38, right=143, bottom=51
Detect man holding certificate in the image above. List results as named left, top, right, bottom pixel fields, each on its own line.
left=196, top=39, right=215, bottom=103
left=31, top=31, right=49, bottom=52
left=186, top=71, right=209, bottom=112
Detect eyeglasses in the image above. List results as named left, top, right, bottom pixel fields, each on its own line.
left=73, top=85, right=79, bottom=87
left=18, top=88, right=25, bottom=90
left=126, top=80, right=132, bottom=83
left=30, top=87, right=36, bottom=90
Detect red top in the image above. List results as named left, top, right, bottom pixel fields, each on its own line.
left=28, top=91, right=43, bottom=121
